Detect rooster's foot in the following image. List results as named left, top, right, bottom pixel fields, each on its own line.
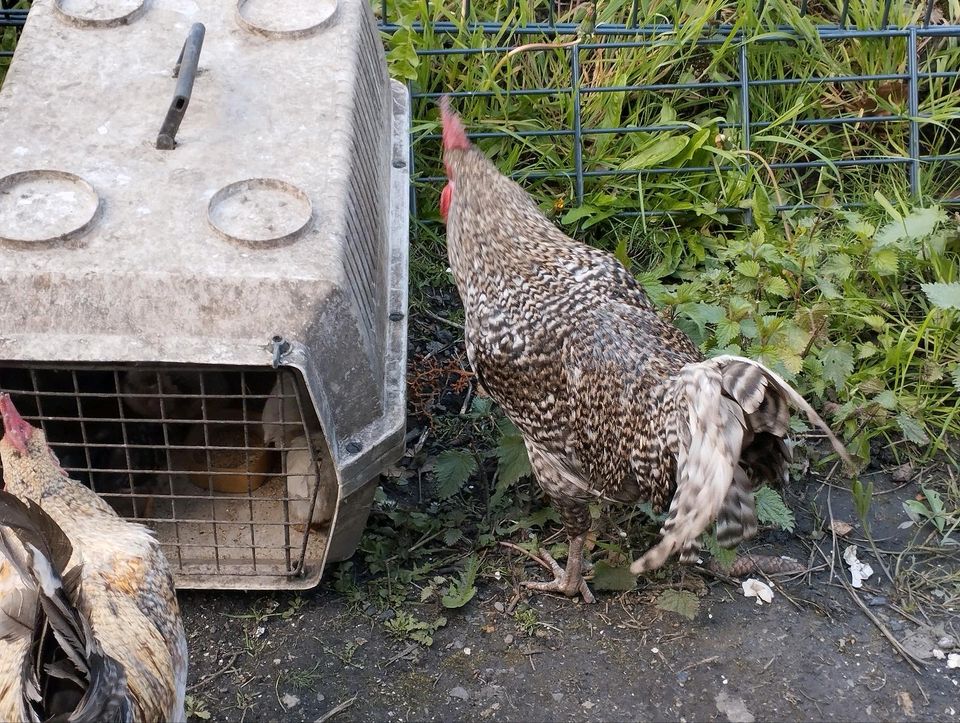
left=521, top=537, right=595, bottom=604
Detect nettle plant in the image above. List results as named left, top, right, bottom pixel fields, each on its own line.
left=651, top=188, right=960, bottom=461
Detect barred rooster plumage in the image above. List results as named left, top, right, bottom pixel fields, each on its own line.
left=439, top=98, right=853, bottom=602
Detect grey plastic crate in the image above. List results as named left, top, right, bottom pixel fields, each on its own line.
left=0, top=0, right=409, bottom=589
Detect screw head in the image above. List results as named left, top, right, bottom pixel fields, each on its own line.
left=345, top=441, right=362, bottom=454
left=389, top=311, right=404, bottom=322
left=392, top=158, right=406, bottom=169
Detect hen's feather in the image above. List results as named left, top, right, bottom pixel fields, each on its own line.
left=0, top=394, right=187, bottom=722
left=440, top=100, right=852, bottom=586
left=0, top=492, right=132, bottom=722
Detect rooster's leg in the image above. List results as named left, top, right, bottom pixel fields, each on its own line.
left=522, top=532, right=595, bottom=604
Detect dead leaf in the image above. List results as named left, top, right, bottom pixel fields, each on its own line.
left=591, top=561, right=636, bottom=592
left=830, top=519, right=854, bottom=536
left=897, top=691, right=915, bottom=718
left=892, top=462, right=913, bottom=481
left=741, top=578, right=774, bottom=605
left=655, top=589, right=700, bottom=620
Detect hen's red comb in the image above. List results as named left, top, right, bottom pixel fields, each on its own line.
left=0, top=393, right=32, bottom=454
left=440, top=96, right=470, bottom=152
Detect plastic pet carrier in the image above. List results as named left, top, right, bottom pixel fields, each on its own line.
left=0, top=0, right=410, bottom=589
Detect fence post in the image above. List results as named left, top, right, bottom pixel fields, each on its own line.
left=907, top=26, right=920, bottom=198
left=739, top=39, right=753, bottom=224
left=571, top=44, right=584, bottom=206
left=408, top=81, right=418, bottom=223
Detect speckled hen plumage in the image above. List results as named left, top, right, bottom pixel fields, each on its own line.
left=439, top=98, right=852, bottom=601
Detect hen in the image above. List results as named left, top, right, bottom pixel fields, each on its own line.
left=439, top=98, right=852, bottom=603
left=0, top=393, right=188, bottom=721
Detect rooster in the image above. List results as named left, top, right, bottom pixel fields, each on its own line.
left=0, top=393, right=188, bottom=720
left=438, top=98, right=852, bottom=603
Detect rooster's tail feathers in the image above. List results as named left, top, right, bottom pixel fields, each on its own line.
left=630, top=355, right=853, bottom=576
left=630, top=363, right=746, bottom=575
left=0, top=491, right=132, bottom=723
left=713, top=354, right=855, bottom=470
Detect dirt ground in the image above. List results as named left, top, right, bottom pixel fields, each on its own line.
left=180, top=468, right=960, bottom=723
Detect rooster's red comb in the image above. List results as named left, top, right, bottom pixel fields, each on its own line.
left=0, top=393, right=33, bottom=454
left=440, top=96, right=470, bottom=152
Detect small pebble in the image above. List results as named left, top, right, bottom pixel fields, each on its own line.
left=582, top=701, right=595, bottom=710
left=503, top=634, right=514, bottom=645
left=552, top=693, right=563, bottom=702
left=494, top=602, right=505, bottom=613
left=868, top=596, right=887, bottom=607
left=449, top=687, right=470, bottom=701
left=937, top=635, right=957, bottom=650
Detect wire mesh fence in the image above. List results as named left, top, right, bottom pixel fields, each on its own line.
left=3, top=2, right=959, bottom=223
left=373, top=1, right=960, bottom=225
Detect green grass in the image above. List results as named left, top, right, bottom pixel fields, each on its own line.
left=385, top=0, right=960, bottom=458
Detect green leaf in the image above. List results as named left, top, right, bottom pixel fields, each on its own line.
left=470, top=396, right=494, bottom=416
left=751, top=185, right=775, bottom=229
left=655, top=589, right=700, bottom=620
left=614, top=237, right=631, bottom=269
left=495, top=418, right=531, bottom=486
left=873, top=190, right=902, bottom=223
left=702, top=532, right=738, bottom=570
left=621, top=135, right=687, bottom=170
left=820, top=344, right=854, bottom=391
left=736, top=259, right=761, bottom=278
left=821, top=253, right=853, bottom=280
left=872, top=390, right=898, bottom=410
left=591, top=561, right=637, bottom=591
left=857, top=341, right=879, bottom=359
left=870, top=247, right=900, bottom=277
left=764, top=277, right=791, bottom=298
left=895, top=413, right=930, bottom=445
left=839, top=210, right=875, bottom=238
left=875, top=206, right=947, bottom=247
left=923, top=487, right=945, bottom=518
left=560, top=205, right=598, bottom=224
left=441, top=555, right=479, bottom=609
left=677, top=302, right=725, bottom=338
left=432, top=450, right=477, bottom=500
left=715, top=317, right=742, bottom=347
left=852, top=478, right=874, bottom=525
left=816, top=276, right=841, bottom=300
left=920, top=282, right=960, bottom=311
left=443, top=528, right=464, bottom=546
left=754, top=486, right=795, bottom=532
left=951, top=365, right=960, bottom=393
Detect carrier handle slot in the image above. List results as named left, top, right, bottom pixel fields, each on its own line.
left=156, top=23, right=206, bottom=150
